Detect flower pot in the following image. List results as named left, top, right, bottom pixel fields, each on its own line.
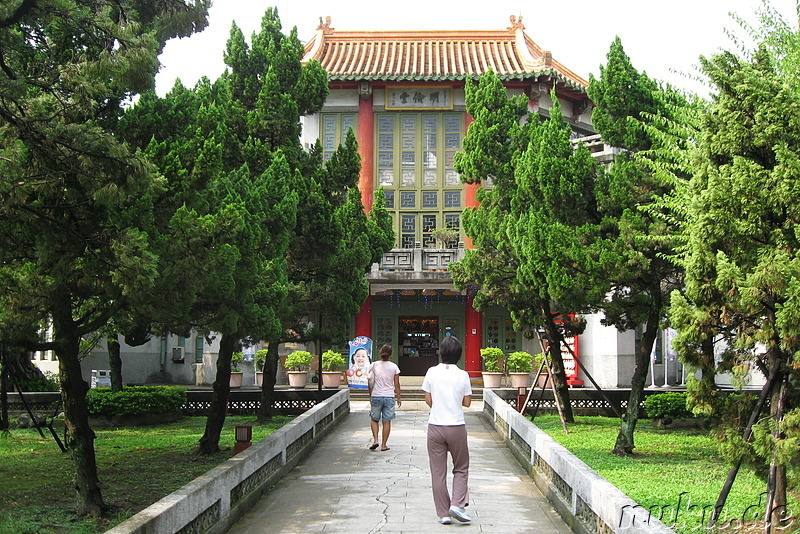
left=481, top=372, right=503, bottom=389
left=256, top=371, right=263, bottom=387
left=535, top=372, right=550, bottom=389
left=509, top=372, right=531, bottom=388
left=287, top=371, right=309, bottom=389
left=322, top=371, right=342, bottom=389
left=229, top=371, right=243, bottom=388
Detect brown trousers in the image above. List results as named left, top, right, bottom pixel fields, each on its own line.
left=427, top=424, right=470, bottom=517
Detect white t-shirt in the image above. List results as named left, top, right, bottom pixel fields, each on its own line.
left=369, top=360, right=401, bottom=397
left=421, top=363, right=472, bottom=426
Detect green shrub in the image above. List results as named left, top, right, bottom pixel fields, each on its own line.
left=507, top=351, right=534, bottom=373
left=86, top=386, right=187, bottom=417
left=285, top=350, right=312, bottom=371
left=321, top=350, right=346, bottom=371
left=644, top=392, right=692, bottom=419
left=231, top=351, right=244, bottom=372
left=17, top=371, right=60, bottom=392
left=480, top=347, right=505, bottom=373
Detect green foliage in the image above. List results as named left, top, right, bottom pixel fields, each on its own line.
left=284, top=350, right=312, bottom=371
left=507, top=351, right=535, bottom=373
left=321, top=350, right=346, bottom=371
left=230, top=352, right=244, bottom=373
left=254, top=349, right=269, bottom=371
left=533, top=415, right=794, bottom=532
left=0, top=415, right=291, bottom=533
left=480, top=347, right=505, bottom=373
left=86, top=386, right=187, bottom=417
left=17, top=371, right=59, bottom=392
left=643, top=392, right=692, bottom=419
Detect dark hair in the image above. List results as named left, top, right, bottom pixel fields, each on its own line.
left=379, top=344, right=392, bottom=360
left=439, top=336, right=462, bottom=364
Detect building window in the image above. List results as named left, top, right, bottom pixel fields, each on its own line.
left=376, top=112, right=463, bottom=247
left=321, top=113, right=357, bottom=162
left=195, top=335, right=204, bottom=364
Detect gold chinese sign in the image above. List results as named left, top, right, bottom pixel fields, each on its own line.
left=386, top=87, right=453, bottom=110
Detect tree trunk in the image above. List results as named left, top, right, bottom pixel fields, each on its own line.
left=198, top=333, right=236, bottom=455
left=53, top=306, right=107, bottom=517
left=613, top=304, right=660, bottom=456
left=107, top=334, right=123, bottom=392
left=5, top=345, right=46, bottom=383
left=765, top=372, right=789, bottom=531
left=1, top=345, right=9, bottom=432
left=541, top=301, right=574, bottom=423
left=257, top=341, right=279, bottom=423
left=711, top=361, right=780, bottom=523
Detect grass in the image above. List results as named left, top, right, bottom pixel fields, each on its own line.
left=0, top=415, right=293, bottom=534
left=532, top=415, right=799, bottom=533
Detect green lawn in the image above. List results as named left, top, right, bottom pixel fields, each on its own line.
left=532, top=415, right=799, bottom=533
left=0, top=415, right=293, bottom=534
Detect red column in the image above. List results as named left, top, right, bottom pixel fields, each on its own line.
left=463, top=113, right=479, bottom=250
left=355, top=90, right=375, bottom=335
left=358, top=93, right=375, bottom=213
left=462, top=112, right=482, bottom=377
left=464, top=290, right=482, bottom=378
left=354, top=295, right=372, bottom=339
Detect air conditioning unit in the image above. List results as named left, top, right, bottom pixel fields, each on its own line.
left=172, top=347, right=184, bottom=362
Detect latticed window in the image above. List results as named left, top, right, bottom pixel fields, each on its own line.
left=374, top=112, right=463, bottom=248
left=322, top=114, right=357, bottom=162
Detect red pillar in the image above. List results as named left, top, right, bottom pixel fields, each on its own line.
left=354, top=295, right=372, bottom=339
left=357, top=92, right=375, bottom=213
left=463, top=113, right=479, bottom=249
left=355, top=88, right=375, bottom=335
left=462, top=112, right=482, bottom=377
left=464, top=291, right=482, bottom=378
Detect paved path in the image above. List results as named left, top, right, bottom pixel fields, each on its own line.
left=227, top=400, right=571, bottom=533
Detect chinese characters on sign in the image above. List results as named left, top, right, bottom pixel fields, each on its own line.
left=386, top=87, right=453, bottom=110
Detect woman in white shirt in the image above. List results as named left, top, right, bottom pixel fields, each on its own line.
left=421, top=336, right=473, bottom=524
left=368, top=344, right=402, bottom=451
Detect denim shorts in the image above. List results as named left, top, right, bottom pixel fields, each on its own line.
left=370, top=397, right=396, bottom=421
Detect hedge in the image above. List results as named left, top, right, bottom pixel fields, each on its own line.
left=643, top=391, right=692, bottom=419
left=86, top=386, right=187, bottom=417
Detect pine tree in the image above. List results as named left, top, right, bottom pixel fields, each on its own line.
left=589, top=38, right=692, bottom=455
left=0, top=0, right=210, bottom=517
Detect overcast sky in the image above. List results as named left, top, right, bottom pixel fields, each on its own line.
left=155, top=0, right=798, bottom=97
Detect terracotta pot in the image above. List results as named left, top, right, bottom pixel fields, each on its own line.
left=229, top=371, right=243, bottom=388
left=481, top=372, right=503, bottom=389
left=509, top=372, right=531, bottom=388
left=256, top=372, right=263, bottom=387
left=535, top=372, right=550, bottom=389
left=287, top=371, right=309, bottom=389
left=322, top=371, right=342, bottom=389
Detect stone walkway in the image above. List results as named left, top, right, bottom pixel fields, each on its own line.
left=226, top=400, right=571, bottom=533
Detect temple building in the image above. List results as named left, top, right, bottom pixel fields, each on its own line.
left=300, top=16, right=608, bottom=379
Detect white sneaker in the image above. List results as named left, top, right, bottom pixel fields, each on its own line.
left=448, top=506, right=472, bottom=522
left=439, top=516, right=452, bottom=524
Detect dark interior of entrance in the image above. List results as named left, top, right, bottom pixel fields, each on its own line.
left=398, top=316, right=438, bottom=376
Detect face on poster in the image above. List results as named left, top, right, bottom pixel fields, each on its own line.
left=346, top=336, right=372, bottom=389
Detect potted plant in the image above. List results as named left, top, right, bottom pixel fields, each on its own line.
left=507, top=351, right=534, bottom=388
left=284, top=350, right=312, bottom=389
left=229, top=351, right=244, bottom=388
left=430, top=227, right=459, bottom=249
left=480, top=347, right=505, bottom=389
left=321, top=350, right=346, bottom=388
left=531, top=352, right=549, bottom=388
left=254, top=349, right=268, bottom=387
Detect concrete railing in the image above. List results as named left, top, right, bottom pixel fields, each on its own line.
left=105, top=389, right=350, bottom=534
left=483, top=389, right=675, bottom=534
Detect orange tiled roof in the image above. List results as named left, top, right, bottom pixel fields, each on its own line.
left=302, top=16, right=588, bottom=92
